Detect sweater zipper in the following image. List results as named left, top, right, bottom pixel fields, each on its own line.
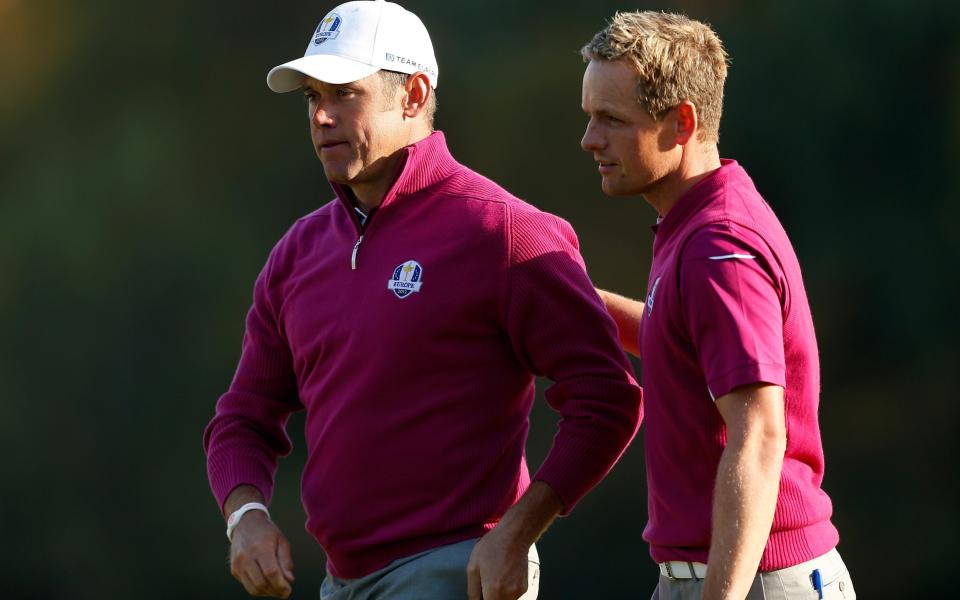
left=349, top=198, right=385, bottom=270
left=351, top=235, right=363, bottom=270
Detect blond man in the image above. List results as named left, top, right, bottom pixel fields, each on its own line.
left=579, top=11, right=855, bottom=600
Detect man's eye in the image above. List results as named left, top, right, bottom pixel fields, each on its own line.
left=336, top=88, right=350, bottom=97
left=606, top=115, right=622, bottom=124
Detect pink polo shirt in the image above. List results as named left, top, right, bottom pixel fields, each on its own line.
left=638, top=160, right=839, bottom=570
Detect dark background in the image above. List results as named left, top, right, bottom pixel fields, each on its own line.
left=2, top=0, right=958, bottom=597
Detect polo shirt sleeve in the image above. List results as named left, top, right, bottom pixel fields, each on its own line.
left=503, top=206, right=642, bottom=514
left=679, top=223, right=787, bottom=400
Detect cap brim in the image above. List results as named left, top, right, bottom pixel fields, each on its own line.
left=266, top=54, right=382, bottom=93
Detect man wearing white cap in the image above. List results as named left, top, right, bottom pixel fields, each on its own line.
left=203, top=1, right=643, bottom=599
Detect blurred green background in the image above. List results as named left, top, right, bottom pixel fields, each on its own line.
left=2, top=0, right=958, bottom=597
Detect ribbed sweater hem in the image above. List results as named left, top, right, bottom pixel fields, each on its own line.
left=649, top=519, right=839, bottom=570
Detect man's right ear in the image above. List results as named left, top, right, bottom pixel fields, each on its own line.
left=402, top=72, right=431, bottom=119
left=674, top=100, right=699, bottom=146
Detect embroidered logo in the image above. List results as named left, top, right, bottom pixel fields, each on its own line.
left=646, top=275, right=662, bottom=317
left=388, top=260, right=423, bottom=298
left=314, top=13, right=342, bottom=45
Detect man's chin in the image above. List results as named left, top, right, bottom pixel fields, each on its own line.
left=600, top=180, right=633, bottom=198
left=320, top=164, right=352, bottom=185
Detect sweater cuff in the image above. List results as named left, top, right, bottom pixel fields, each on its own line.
left=207, top=446, right=278, bottom=513
left=532, top=374, right=642, bottom=515
left=532, top=434, right=621, bottom=516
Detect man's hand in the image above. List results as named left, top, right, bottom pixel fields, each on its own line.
left=229, top=511, right=295, bottom=598
left=223, top=485, right=294, bottom=598
left=467, top=523, right=531, bottom=600
left=467, top=481, right=561, bottom=600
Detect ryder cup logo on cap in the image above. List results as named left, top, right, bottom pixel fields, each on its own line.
left=266, top=0, right=439, bottom=92
left=388, top=260, right=423, bottom=298
left=313, top=14, right=342, bottom=45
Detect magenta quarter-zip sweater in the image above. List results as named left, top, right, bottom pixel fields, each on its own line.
left=204, top=132, right=642, bottom=578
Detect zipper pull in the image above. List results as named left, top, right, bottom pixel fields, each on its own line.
left=351, top=235, right=363, bottom=270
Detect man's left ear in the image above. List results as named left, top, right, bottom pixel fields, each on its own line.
left=403, top=72, right=431, bottom=119
left=675, top=100, right=698, bottom=145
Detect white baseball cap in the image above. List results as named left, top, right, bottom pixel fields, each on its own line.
left=266, top=0, right=439, bottom=93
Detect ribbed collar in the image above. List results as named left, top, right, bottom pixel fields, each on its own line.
left=652, top=159, right=742, bottom=253
left=329, top=131, right=460, bottom=218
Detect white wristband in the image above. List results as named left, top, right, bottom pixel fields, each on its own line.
left=225, top=502, right=270, bottom=541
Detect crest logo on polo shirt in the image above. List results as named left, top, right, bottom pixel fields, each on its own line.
left=388, top=260, right=423, bottom=299
left=646, top=275, right=662, bottom=317
left=314, top=13, right=342, bottom=45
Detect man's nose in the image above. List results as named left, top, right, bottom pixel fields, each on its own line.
left=581, top=121, right=603, bottom=152
left=310, top=103, right=334, bottom=127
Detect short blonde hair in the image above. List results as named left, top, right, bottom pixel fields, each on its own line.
left=581, top=11, right=729, bottom=142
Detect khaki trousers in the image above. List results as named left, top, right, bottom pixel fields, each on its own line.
left=652, top=548, right=854, bottom=600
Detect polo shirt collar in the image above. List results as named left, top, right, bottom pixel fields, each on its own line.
left=652, top=159, right=741, bottom=252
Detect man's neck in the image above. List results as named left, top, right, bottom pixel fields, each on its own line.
left=644, top=143, right=722, bottom=218
left=348, top=127, right=433, bottom=213
left=349, top=153, right=405, bottom=214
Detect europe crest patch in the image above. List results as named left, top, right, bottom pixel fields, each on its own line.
left=388, top=260, right=423, bottom=299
